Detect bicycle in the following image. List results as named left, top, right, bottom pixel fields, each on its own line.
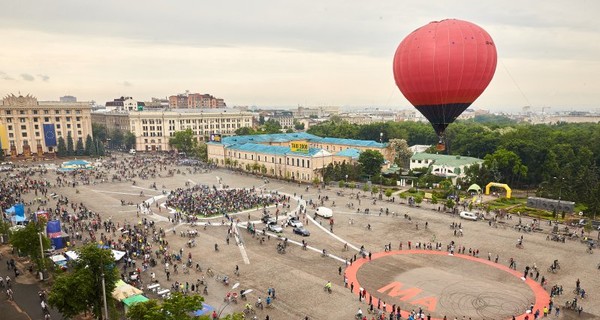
left=586, top=247, right=593, bottom=254
left=255, top=301, right=264, bottom=310
left=206, top=268, right=214, bottom=277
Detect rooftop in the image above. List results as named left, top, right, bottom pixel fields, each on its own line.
left=222, top=132, right=387, bottom=149
left=228, top=143, right=327, bottom=157
left=335, top=148, right=361, bottom=159
left=411, top=153, right=483, bottom=167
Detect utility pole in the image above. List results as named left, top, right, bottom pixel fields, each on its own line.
left=101, top=255, right=109, bottom=320
left=38, top=232, right=46, bottom=280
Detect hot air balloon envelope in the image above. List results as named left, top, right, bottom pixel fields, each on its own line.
left=393, top=19, right=497, bottom=150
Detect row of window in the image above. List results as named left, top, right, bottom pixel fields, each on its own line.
left=4, top=116, right=84, bottom=123
left=3, top=109, right=82, bottom=115
left=228, top=152, right=311, bottom=168
left=6, top=123, right=82, bottom=131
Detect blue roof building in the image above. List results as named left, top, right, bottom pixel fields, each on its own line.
left=207, top=132, right=392, bottom=182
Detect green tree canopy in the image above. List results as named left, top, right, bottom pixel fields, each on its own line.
left=48, top=244, right=119, bottom=319
left=66, top=132, right=75, bottom=155
left=262, top=119, right=282, bottom=134
left=124, top=132, right=136, bottom=150
left=9, top=219, right=50, bottom=271
left=57, top=137, right=67, bottom=157
left=85, top=135, right=95, bottom=156
left=127, top=292, right=203, bottom=320
left=235, top=127, right=256, bottom=135
left=92, top=123, right=108, bottom=142
left=358, top=150, right=385, bottom=177
left=169, top=129, right=197, bottom=154
left=75, top=138, right=85, bottom=156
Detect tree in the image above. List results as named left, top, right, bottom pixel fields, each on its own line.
left=263, top=119, right=282, bottom=134
left=92, top=123, right=107, bottom=142
left=95, top=139, right=105, bottom=156
left=294, top=121, right=305, bottom=131
left=109, top=129, right=124, bottom=149
left=9, top=219, right=50, bottom=271
left=75, top=138, right=85, bottom=156
left=385, top=188, right=393, bottom=198
left=49, top=244, right=119, bottom=320
left=258, top=115, right=265, bottom=125
left=285, top=128, right=294, bottom=133
left=358, top=150, right=385, bottom=177
left=389, top=139, right=412, bottom=169
left=85, top=135, right=95, bottom=156
left=235, top=127, right=256, bottom=136
left=127, top=292, right=203, bottom=320
left=57, top=137, right=67, bottom=157
left=66, top=132, right=75, bottom=156
left=192, top=142, right=208, bottom=162
left=124, top=132, right=136, bottom=150
left=169, top=129, right=197, bottom=154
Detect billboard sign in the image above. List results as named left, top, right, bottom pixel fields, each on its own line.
left=210, top=133, right=222, bottom=143
left=290, top=141, right=309, bottom=153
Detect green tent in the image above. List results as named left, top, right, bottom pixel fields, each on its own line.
left=122, top=294, right=149, bottom=307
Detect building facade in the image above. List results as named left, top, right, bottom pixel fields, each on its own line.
left=92, top=109, right=253, bottom=152
left=0, top=94, right=93, bottom=157
left=105, top=96, right=144, bottom=112
left=409, top=153, right=483, bottom=181
left=168, top=93, right=226, bottom=109
left=207, top=132, right=392, bottom=183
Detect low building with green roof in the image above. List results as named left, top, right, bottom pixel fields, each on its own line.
left=410, top=153, right=483, bottom=180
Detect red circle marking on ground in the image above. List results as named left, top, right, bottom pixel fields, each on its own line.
left=344, top=250, right=550, bottom=320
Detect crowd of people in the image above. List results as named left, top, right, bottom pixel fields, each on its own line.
left=166, top=185, right=287, bottom=217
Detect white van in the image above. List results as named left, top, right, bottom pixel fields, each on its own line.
left=459, top=211, right=478, bottom=221
left=129, top=149, right=136, bottom=155
left=315, top=207, right=333, bottom=218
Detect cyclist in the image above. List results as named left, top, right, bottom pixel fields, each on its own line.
left=256, top=297, right=263, bottom=309
left=356, top=308, right=363, bottom=318
left=324, top=281, right=332, bottom=293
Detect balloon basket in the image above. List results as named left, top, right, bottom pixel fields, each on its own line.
left=436, top=143, right=446, bottom=151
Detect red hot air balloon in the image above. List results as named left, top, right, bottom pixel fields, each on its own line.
left=393, top=19, right=497, bottom=151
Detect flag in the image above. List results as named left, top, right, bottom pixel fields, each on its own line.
left=43, top=124, right=57, bottom=147
left=0, top=124, right=8, bottom=150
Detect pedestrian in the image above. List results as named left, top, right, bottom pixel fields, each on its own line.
left=350, top=282, right=354, bottom=293
left=338, top=266, right=342, bottom=275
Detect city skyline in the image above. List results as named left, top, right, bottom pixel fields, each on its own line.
left=1, top=1, right=599, bottom=112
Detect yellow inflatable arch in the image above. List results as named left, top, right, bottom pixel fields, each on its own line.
left=485, top=182, right=512, bottom=199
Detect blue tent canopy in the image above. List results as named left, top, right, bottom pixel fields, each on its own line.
left=193, top=304, right=215, bottom=316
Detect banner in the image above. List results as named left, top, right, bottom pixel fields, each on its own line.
left=0, top=124, right=8, bottom=150
left=209, top=133, right=222, bottom=143
left=43, top=124, right=57, bottom=147
left=290, top=141, right=309, bottom=153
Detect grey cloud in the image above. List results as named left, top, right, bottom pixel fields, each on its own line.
left=37, top=74, right=50, bottom=81
left=21, top=73, right=35, bottom=81
left=0, top=71, right=14, bottom=80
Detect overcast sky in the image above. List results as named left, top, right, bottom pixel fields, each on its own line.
left=1, top=0, right=599, bottom=112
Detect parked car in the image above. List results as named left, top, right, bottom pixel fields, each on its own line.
left=267, top=222, right=283, bottom=233
left=315, top=207, right=333, bottom=218
left=459, top=211, right=478, bottom=221
left=293, top=227, right=310, bottom=236
left=287, top=217, right=303, bottom=228
left=261, top=214, right=275, bottom=224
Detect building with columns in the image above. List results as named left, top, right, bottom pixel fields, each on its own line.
left=0, top=94, right=93, bottom=158
left=91, top=109, right=253, bottom=152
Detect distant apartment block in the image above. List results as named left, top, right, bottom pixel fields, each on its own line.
left=59, top=95, right=77, bottom=103
left=92, top=109, right=252, bottom=152
left=105, top=96, right=145, bottom=112
left=168, top=92, right=226, bottom=109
